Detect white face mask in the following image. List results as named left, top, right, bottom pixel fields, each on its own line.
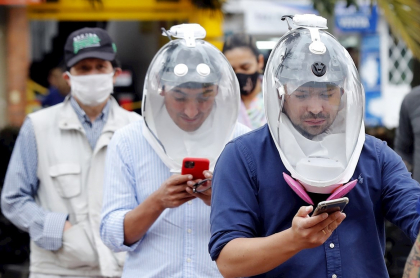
left=67, top=72, right=114, bottom=106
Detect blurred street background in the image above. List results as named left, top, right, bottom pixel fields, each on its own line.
left=0, top=0, right=419, bottom=277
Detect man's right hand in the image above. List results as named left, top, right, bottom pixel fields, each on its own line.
left=290, top=206, right=346, bottom=250
left=124, top=174, right=196, bottom=245
left=154, top=174, right=196, bottom=209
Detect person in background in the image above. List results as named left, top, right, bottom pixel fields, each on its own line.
left=394, top=85, right=420, bottom=183
left=41, top=66, right=70, bottom=108
left=1, top=27, right=140, bottom=278
left=223, top=33, right=266, bottom=129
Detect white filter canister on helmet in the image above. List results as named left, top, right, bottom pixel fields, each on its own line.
left=162, top=24, right=206, bottom=47
left=293, top=14, right=327, bottom=29
left=264, top=15, right=365, bottom=193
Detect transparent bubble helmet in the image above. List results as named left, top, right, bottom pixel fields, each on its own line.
left=142, top=38, right=241, bottom=172
left=264, top=27, right=365, bottom=192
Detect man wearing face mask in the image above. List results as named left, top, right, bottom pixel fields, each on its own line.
left=1, top=27, right=140, bottom=278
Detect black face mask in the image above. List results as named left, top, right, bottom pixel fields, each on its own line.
left=236, top=71, right=260, bottom=96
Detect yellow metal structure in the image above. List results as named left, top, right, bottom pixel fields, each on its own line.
left=26, top=79, right=48, bottom=114
left=28, top=0, right=224, bottom=48
left=189, top=8, right=224, bottom=50
left=29, top=0, right=193, bottom=21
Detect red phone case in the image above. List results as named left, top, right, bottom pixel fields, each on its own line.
left=181, top=157, right=210, bottom=180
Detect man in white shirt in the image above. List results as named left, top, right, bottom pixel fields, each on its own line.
left=100, top=24, right=250, bottom=278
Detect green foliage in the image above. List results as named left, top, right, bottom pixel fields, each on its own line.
left=377, top=0, right=420, bottom=59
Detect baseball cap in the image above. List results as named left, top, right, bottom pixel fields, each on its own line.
left=64, top=27, right=117, bottom=68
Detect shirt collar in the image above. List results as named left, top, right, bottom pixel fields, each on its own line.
left=70, top=95, right=110, bottom=124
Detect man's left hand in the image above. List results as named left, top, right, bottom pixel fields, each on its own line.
left=186, top=170, right=212, bottom=206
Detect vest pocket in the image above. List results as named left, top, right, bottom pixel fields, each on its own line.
left=54, top=221, right=99, bottom=268
left=49, top=164, right=81, bottom=198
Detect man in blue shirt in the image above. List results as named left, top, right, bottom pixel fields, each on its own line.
left=209, top=14, right=420, bottom=278
left=41, top=67, right=70, bottom=108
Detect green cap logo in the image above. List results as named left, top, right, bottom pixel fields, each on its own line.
left=73, top=33, right=101, bottom=54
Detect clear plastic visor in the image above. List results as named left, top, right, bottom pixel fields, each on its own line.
left=264, top=28, right=364, bottom=184
left=142, top=39, right=240, bottom=171
left=281, top=82, right=343, bottom=140
left=159, top=81, right=219, bottom=133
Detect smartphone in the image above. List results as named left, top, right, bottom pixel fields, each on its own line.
left=312, top=197, right=349, bottom=216
left=181, top=157, right=210, bottom=180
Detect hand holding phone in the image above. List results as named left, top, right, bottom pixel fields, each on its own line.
left=291, top=204, right=347, bottom=250
left=156, top=174, right=196, bottom=209
left=312, top=197, right=349, bottom=216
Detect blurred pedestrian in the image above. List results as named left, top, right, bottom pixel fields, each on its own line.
left=395, top=85, right=420, bottom=183
left=100, top=24, right=250, bottom=278
left=223, top=33, right=266, bottom=129
left=1, top=27, right=140, bottom=278
left=41, top=66, right=70, bottom=108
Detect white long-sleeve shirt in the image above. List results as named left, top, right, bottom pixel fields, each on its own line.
left=100, top=118, right=250, bottom=278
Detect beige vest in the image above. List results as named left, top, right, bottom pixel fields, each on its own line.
left=28, top=97, right=140, bottom=276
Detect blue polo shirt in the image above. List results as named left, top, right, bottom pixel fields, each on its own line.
left=209, top=125, right=420, bottom=278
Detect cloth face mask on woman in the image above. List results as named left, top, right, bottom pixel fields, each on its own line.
left=236, top=71, right=259, bottom=96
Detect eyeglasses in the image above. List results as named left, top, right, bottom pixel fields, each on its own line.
left=193, top=179, right=212, bottom=193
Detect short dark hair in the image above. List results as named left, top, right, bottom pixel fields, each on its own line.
left=223, top=33, right=260, bottom=59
